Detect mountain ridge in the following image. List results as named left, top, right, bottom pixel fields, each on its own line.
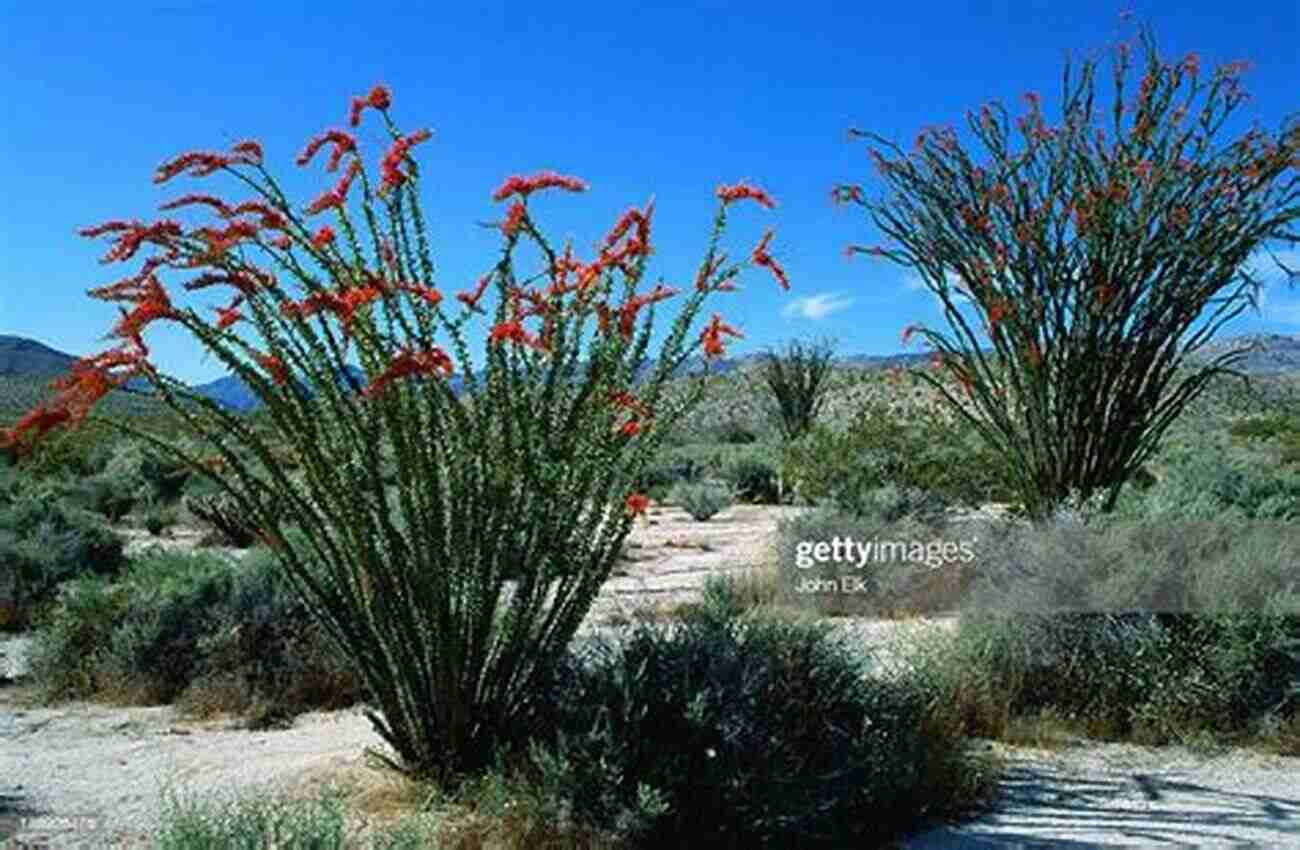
left=2, top=332, right=1298, bottom=413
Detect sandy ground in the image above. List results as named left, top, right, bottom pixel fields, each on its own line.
left=3, top=503, right=1299, bottom=848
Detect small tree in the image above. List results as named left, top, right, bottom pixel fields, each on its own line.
left=834, top=21, right=1300, bottom=520
left=1, top=85, right=790, bottom=781
left=760, top=337, right=837, bottom=441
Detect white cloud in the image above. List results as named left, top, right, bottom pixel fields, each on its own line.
left=779, top=292, right=856, bottom=320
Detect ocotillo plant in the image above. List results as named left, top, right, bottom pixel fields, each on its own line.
left=760, top=337, right=837, bottom=441
left=834, top=20, right=1299, bottom=520
left=1, top=84, right=790, bottom=781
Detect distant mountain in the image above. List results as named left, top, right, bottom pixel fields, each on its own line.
left=3, top=331, right=1299, bottom=416
left=1187, top=333, right=1300, bottom=374
left=0, top=335, right=78, bottom=379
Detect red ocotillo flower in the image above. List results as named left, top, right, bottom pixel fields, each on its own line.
left=182, top=269, right=269, bottom=297
left=396, top=282, right=442, bottom=307
left=349, top=83, right=393, bottom=127
left=379, top=129, right=433, bottom=193
left=107, top=276, right=178, bottom=341
left=456, top=274, right=492, bottom=311
left=492, top=170, right=588, bottom=202
left=158, top=194, right=232, bottom=216
left=311, top=226, right=336, bottom=248
left=700, top=313, right=743, bottom=358
left=257, top=354, right=290, bottom=386
left=716, top=181, right=776, bottom=209
left=618, top=284, right=679, bottom=339
left=230, top=140, right=263, bottom=166
left=625, top=492, right=651, bottom=518
left=297, top=129, right=358, bottom=173
left=213, top=295, right=246, bottom=330
left=750, top=229, right=789, bottom=290
left=154, top=151, right=232, bottom=183
left=82, top=219, right=184, bottom=264
left=488, top=320, right=548, bottom=353
left=0, top=405, right=73, bottom=451
left=362, top=347, right=455, bottom=398
left=602, top=202, right=654, bottom=253
left=500, top=201, right=527, bottom=237
left=306, top=161, right=364, bottom=215
left=609, top=389, right=653, bottom=420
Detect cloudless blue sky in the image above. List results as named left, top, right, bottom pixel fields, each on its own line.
left=2, top=1, right=1297, bottom=385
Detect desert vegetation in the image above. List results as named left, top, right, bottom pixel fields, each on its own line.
left=2, top=15, right=1299, bottom=849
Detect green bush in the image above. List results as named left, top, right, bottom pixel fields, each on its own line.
left=782, top=402, right=1018, bottom=509
left=710, top=415, right=760, bottom=445
left=722, top=454, right=781, bottom=504
left=144, top=505, right=175, bottom=536
left=951, top=609, right=1300, bottom=744
left=669, top=480, right=734, bottom=521
left=962, top=516, right=1300, bottom=619
left=63, top=472, right=138, bottom=522
left=1113, top=440, right=1300, bottom=521
left=25, top=572, right=130, bottom=699
left=102, top=441, right=193, bottom=504
left=634, top=453, right=704, bottom=494
left=525, top=578, right=991, bottom=847
left=0, top=495, right=126, bottom=630
left=1229, top=413, right=1300, bottom=442
left=28, top=544, right=363, bottom=720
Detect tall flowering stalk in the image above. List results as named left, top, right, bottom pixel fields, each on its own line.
left=1, top=85, right=789, bottom=779
left=835, top=22, right=1299, bottom=520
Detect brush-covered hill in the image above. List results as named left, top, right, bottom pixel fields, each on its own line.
left=2, top=331, right=1298, bottom=428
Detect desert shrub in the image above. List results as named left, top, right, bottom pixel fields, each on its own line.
left=183, top=540, right=365, bottom=724
left=721, top=453, right=781, bottom=504
left=29, top=543, right=363, bottom=720
left=63, top=471, right=139, bottom=521
left=0, top=494, right=126, bottom=630
left=913, top=514, right=1300, bottom=744
left=669, top=480, right=734, bottom=521
left=25, top=573, right=131, bottom=700
left=103, top=441, right=193, bottom=504
left=782, top=402, right=1017, bottom=509
left=832, top=480, right=951, bottom=524
left=710, top=415, right=760, bottom=445
left=634, top=453, right=704, bottom=494
left=1113, top=439, right=1300, bottom=521
left=90, top=551, right=244, bottom=704
left=11, top=419, right=118, bottom=479
left=962, top=515, right=1300, bottom=619
left=525, top=578, right=991, bottom=847
left=946, top=609, right=1300, bottom=744
left=1230, top=413, right=1300, bottom=442
left=771, top=505, right=982, bottom=618
left=143, top=504, right=176, bottom=536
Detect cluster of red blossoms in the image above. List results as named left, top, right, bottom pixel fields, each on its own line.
left=3, top=85, right=791, bottom=522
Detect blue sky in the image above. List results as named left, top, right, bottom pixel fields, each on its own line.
left=2, top=1, right=1297, bottom=385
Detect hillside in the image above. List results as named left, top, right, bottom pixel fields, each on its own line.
left=0, top=331, right=1297, bottom=423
